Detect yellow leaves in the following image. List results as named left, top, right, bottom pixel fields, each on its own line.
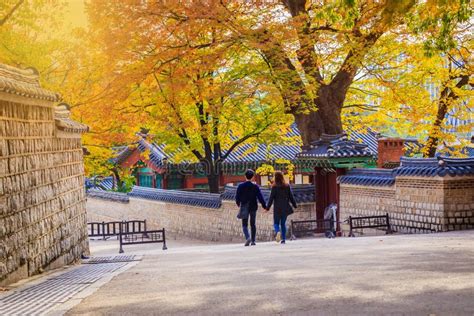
left=82, top=145, right=113, bottom=176
left=275, top=158, right=295, bottom=181
left=256, top=164, right=274, bottom=177
left=142, top=148, right=151, bottom=162
left=256, top=159, right=295, bottom=182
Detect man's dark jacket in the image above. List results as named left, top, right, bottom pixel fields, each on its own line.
left=235, top=181, right=266, bottom=211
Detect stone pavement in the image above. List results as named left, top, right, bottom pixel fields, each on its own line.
left=67, top=231, right=474, bottom=315
left=0, top=255, right=141, bottom=316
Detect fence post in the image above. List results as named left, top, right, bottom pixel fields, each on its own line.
left=119, top=222, right=124, bottom=254
left=290, top=220, right=296, bottom=240
left=386, top=213, right=392, bottom=234
left=143, top=220, right=149, bottom=238
left=162, top=228, right=168, bottom=250
left=348, top=216, right=354, bottom=237
left=102, top=221, right=106, bottom=240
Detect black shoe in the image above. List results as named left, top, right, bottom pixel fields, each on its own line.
left=280, top=240, right=286, bottom=244
left=244, top=238, right=251, bottom=246
left=251, top=241, right=256, bottom=246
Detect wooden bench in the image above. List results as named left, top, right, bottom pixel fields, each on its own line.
left=348, top=213, right=392, bottom=237
left=290, top=219, right=337, bottom=239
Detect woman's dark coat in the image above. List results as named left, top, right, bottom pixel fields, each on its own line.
left=267, top=184, right=298, bottom=217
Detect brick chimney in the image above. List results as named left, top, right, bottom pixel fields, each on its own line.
left=377, top=138, right=405, bottom=168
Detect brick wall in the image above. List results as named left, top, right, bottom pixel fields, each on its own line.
left=340, top=175, right=474, bottom=233
left=0, top=64, right=89, bottom=285
left=443, top=177, right=474, bottom=230
left=377, top=138, right=404, bottom=168
left=86, top=197, right=315, bottom=242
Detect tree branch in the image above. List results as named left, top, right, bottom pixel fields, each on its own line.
left=0, top=0, right=24, bottom=26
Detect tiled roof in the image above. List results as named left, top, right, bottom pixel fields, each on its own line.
left=113, top=124, right=424, bottom=166
left=224, top=142, right=301, bottom=163
left=338, top=157, right=474, bottom=187
left=338, top=169, right=395, bottom=187
left=404, top=139, right=423, bottom=156
left=0, top=63, right=59, bottom=101
left=394, top=156, right=474, bottom=177
left=440, top=145, right=474, bottom=158
left=298, top=134, right=374, bottom=159
left=465, top=147, right=474, bottom=157
left=128, top=186, right=222, bottom=208
left=85, top=176, right=116, bottom=191
left=221, top=184, right=315, bottom=203
left=444, top=106, right=474, bottom=133
left=347, top=127, right=379, bottom=156
left=112, top=146, right=135, bottom=164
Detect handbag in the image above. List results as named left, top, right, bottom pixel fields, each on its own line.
left=286, top=186, right=294, bottom=215
left=237, top=202, right=250, bottom=219
left=287, top=205, right=294, bottom=215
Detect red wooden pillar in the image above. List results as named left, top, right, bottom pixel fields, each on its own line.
left=315, top=167, right=327, bottom=220
left=315, top=167, right=346, bottom=233
left=162, top=174, right=168, bottom=189
left=219, top=173, right=225, bottom=187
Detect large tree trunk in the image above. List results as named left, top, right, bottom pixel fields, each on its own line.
left=293, top=85, right=345, bottom=146
left=207, top=171, right=220, bottom=193
left=423, top=74, right=470, bottom=157
left=424, top=105, right=447, bottom=158
left=110, top=166, right=123, bottom=190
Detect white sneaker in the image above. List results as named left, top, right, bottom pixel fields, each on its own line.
left=275, top=232, right=281, bottom=243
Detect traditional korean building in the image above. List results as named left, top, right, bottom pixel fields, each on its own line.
left=296, top=133, right=375, bottom=230
left=108, top=125, right=424, bottom=191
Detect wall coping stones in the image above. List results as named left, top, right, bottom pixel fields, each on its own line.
left=338, top=168, right=395, bottom=187
left=54, top=103, right=89, bottom=133
left=394, top=156, right=474, bottom=177
left=338, top=157, right=474, bottom=187
left=221, top=183, right=315, bottom=203
left=87, top=189, right=130, bottom=203
left=0, top=63, right=59, bottom=102
left=128, top=186, right=222, bottom=209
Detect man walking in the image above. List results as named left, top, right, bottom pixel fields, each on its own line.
left=235, top=169, right=267, bottom=246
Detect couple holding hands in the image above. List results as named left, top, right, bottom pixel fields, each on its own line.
left=235, top=169, right=298, bottom=246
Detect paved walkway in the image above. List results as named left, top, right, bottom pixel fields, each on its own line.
left=0, top=256, right=141, bottom=316
left=68, top=231, right=474, bottom=315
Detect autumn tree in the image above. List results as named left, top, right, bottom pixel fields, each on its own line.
left=86, top=1, right=292, bottom=192
left=0, top=0, right=134, bottom=177
left=414, top=1, right=473, bottom=157
left=234, top=0, right=419, bottom=145
left=340, top=1, right=472, bottom=157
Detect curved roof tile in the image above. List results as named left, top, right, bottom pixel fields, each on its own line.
left=0, top=63, right=59, bottom=101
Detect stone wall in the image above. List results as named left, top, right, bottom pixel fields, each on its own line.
left=340, top=174, right=474, bottom=233
left=87, top=197, right=315, bottom=242
left=0, top=64, right=89, bottom=285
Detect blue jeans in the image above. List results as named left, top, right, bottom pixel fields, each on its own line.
left=273, top=213, right=288, bottom=241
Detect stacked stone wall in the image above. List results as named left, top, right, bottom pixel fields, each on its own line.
left=1, top=74, right=89, bottom=285
left=340, top=175, right=474, bottom=233
left=444, top=178, right=474, bottom=231
left=87, top=197, right=314, bottom=242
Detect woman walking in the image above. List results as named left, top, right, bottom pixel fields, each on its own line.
left=266, top=171, right=297, bottom=244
